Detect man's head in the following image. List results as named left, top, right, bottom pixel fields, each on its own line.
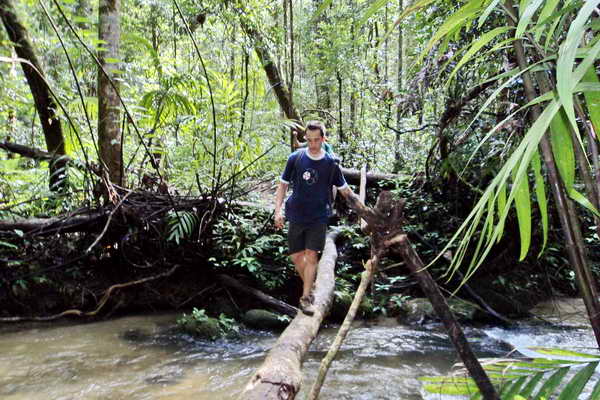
left=305, top=120, right=326, bottom=154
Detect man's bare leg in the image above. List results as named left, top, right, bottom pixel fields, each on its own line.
left=291, top=251, right=306, bottom=289
left=302, top=250, right=318, bottom=299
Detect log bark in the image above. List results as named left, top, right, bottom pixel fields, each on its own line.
left=0, top=210, right=108, bottom=234
left=0, top=140, right=97, bottom=176
left=341, top=167, right=401, bottom=187
left=0, top=140, right=70, bottom=163
left=0, top=0, right=68, bottom=191
left=239, top=230, right=339, bottom=400
left=217, top=274, right=298, bottom=317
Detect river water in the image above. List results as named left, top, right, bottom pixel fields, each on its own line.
left=0, top=299, right=596, bottom=399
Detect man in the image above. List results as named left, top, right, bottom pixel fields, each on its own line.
left=274, top=120, right=357, bottom=315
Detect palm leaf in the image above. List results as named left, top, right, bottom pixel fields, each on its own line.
left=447, top=26, right=512, bottom=84
left=422, top=348, right=600, bottom=399
left=582, top=65, right=600, bottom=134
left=516, top=0, right=544, bottom=38
left=556, top=0, right=598, bottom=133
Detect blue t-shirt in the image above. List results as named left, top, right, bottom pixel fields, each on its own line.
left=281, top=149, right=348, bottom=224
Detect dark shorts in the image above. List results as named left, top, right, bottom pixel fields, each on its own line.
left=288, top=222, right=327, bottom=254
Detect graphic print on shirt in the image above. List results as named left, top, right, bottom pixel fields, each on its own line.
left=302, top=168, right=318, bottom=185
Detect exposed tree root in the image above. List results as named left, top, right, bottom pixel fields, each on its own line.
left=0, top=265, right=180, bottom=322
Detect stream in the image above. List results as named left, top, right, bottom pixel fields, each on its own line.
left=0, top=299, right=596, bottom=399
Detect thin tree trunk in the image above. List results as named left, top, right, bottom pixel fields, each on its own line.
left=289, top=0, right=294, bottom=102
left=313, top=0, right=332, bottom=112
left=505, top=0, right=600, bottom=346
left=0, top=0, right=68, bottom=191
left=98, top=0, right=123, bottom=185
left=307, top=254, right=378, bottom=400
left=241, top=22, right=301, bottom=125
left=394, top=0, right=404, bottom=172
left=337, top=71, right=344, bottom=143
left=75, top=0, right=91, bottom=29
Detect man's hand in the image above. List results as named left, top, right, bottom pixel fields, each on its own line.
left=274, top=211, right=285, bottom=230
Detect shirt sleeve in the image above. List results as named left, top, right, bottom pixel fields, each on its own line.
left=332, top=163, right=348, bottom=189
left=280, top=152, right=297, bottom=184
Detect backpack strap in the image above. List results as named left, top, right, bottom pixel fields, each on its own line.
left=327, top=155, right=341, bottom=205
left=292, top=149, right=306, bottom=187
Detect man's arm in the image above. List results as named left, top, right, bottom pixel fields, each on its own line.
left=338, top=186, right=363, bottom=209
left=274, top=181, right=289, bottom=229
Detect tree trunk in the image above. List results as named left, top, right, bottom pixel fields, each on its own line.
left=239, top=231, right=339, bottom=400
left=313, top=0, right=332, bottom=113
left=75, top=0, right=91, bottom=29
left=240, top=20, right=302, bottom=127
left=98, top=0, right=123, bottom=185
left=394, top=0, right=404, bottom=172
left=0, top=0, right=68, bottom=191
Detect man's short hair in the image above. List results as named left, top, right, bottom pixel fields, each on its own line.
left=306, top=120, right=326, bottom=137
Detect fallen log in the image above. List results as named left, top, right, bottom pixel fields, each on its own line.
left=341, top=167, right=401, bottom=187
left=239, top=230, right=339, bottom=400
left=0, top=210, right=108, bottom=234
left=217, top=274, right=298, bottom=317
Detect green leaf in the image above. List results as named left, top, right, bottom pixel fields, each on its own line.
left=537, top=0, right=561, bottom=23
left=556, top=0, right=598, bottom=133
left=589, top=374, right=600, bottom=400
left=392, top=0, right=437, bottom=26
left=503, top=375, right=527, bottom=398
left=419, top=0, right=485, bottom=63
left=533, top=366, right=569, bottom=400
left=423, top=381, right=480, bottom=395
left=477, top=0, right=502, bottom=27
left=512, top=161, right=531, bottom=260
left=531, top=152, right=548, bottom=255
left=516, top=0, right=544, bottom=38
left=556, top=361, right=598, bottom=400
left=313, top=0, right=334, bottom=20
left=568, top=189, right=600, bottom=216
left=549, top=108, right=575, bottom=189
left=358, top=0, right=389, bottom=28
left=521, top=371, right=546, bottom=398
left=582, top=65, right=600, bottom=134
left=447, top=26, right=512, bottom=84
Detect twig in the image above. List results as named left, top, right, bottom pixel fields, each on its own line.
left=307, top=254, right=380, bottom=400
left=85, top=191, right=132, bottom=253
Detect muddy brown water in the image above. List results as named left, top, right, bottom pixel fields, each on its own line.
left=0, top=300, right=596, bottom=399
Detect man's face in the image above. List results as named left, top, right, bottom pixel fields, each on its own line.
left=306, top=128, right=324, bottom=153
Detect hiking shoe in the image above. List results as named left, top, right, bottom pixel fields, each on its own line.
left=299, top=295, right=315, bottom=316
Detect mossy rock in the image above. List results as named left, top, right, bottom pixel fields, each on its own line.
left=329, top=290, right=375, bottom=321
left=399, top=297, right=478, bottom=324
left=179, top=317, right=222, bottom=340
left=242, top=309, right=289, bottom=330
